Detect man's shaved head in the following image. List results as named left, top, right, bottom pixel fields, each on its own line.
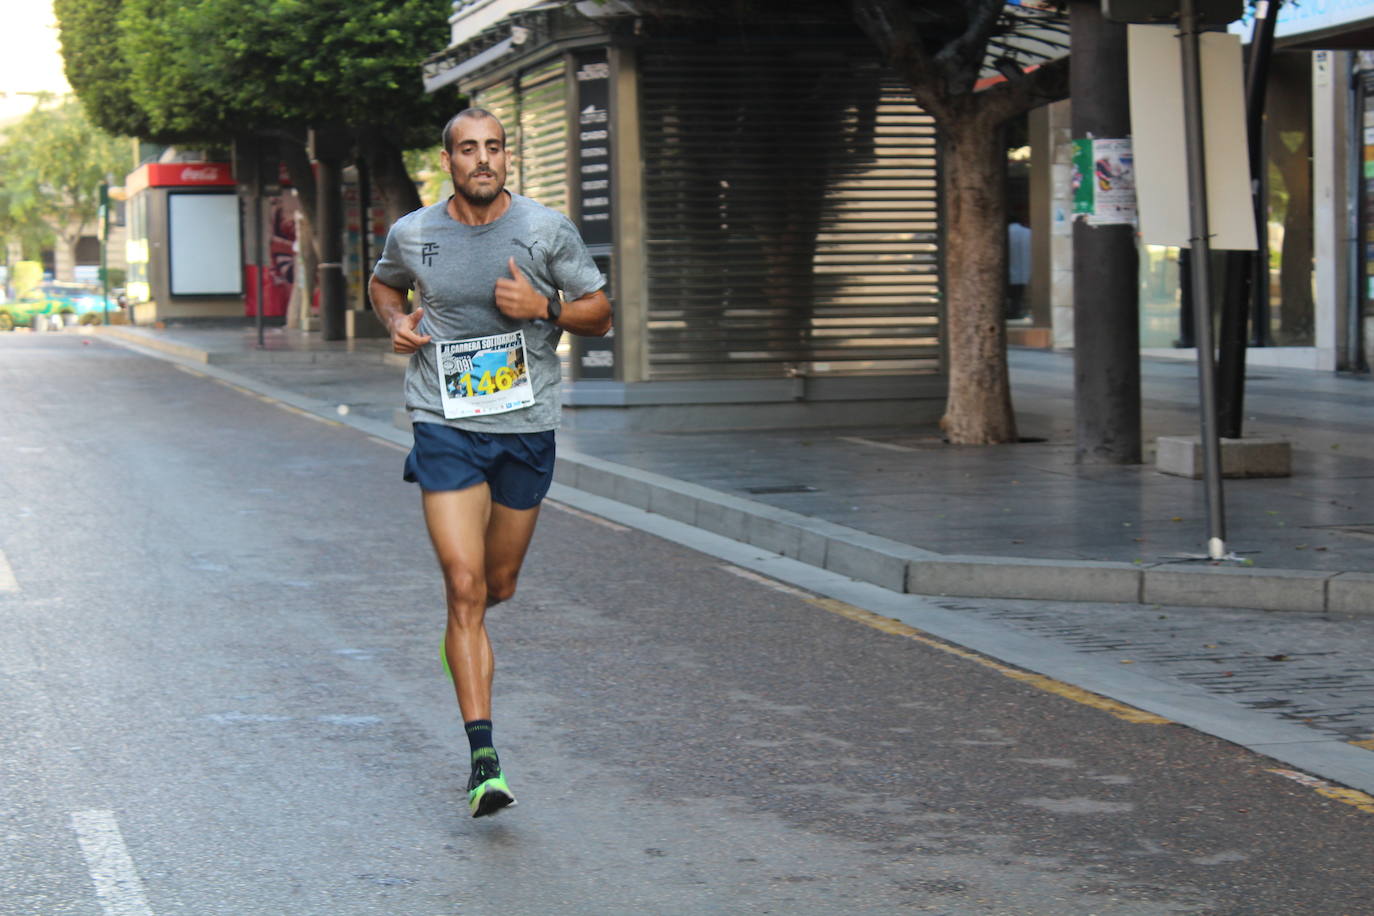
left=443, top=108, right=506, bottom=155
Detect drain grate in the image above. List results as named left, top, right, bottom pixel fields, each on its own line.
left=745, top=484, right=818, bottom=494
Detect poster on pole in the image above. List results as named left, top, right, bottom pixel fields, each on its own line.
left=1072, top=138, right=1137, bottom=226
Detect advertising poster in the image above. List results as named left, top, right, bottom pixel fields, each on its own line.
left=1071, top=138, right=1137, bottom=226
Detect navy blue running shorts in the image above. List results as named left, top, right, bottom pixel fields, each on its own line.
left=403, top=422, right=556, bottom=510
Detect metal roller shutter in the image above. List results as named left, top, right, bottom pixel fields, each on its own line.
left=472, top=62, right=569, bottom=213
left=639, top=42, right=941, bottom=381
left=518, top=60, right=570, bottom=214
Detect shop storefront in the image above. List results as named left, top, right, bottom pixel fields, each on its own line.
left=1011, top=4, right=1374, bottom=374
left=1217, top=2, right=1372, bottom=371
left=423, top=3, right=948, bottom=430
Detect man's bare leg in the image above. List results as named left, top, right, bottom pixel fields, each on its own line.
left=424, top=487, right=543, bottom=715
left=424, top=485, right=495, bottom=720
left=423, top=485, right=542, bottom=816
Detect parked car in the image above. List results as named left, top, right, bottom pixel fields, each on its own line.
left=0, top=282, right=119, bottom=330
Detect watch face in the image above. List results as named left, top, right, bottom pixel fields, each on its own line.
left=548, top=298, right=562, bottom=321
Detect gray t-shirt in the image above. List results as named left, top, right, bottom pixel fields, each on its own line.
left=372, top=192, right=605, bottom=432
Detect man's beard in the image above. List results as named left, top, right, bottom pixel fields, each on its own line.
left=453, top=170, right=501, bottom=206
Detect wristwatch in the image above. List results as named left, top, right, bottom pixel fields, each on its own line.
left=546, top=296, right=562, bottom=323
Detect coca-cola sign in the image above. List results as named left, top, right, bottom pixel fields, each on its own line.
left=125, top=162, right=236, bottom=194
left=179, top=166, right=223, bottom=182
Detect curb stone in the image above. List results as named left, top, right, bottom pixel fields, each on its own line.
left=555, top=447, right=1360, bottom=614
left=90, top=326, right=1367, bottom=616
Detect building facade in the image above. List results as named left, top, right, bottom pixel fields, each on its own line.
left=1025, top=2, right=1374, bottom=374
left=423, top=2, right=950, bottom=430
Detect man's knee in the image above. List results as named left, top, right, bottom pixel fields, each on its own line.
left=486, top=570, right=519, bottom=606
left=443, top=563, right=486, bottom=609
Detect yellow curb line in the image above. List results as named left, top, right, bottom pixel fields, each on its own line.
left=1267, top=769, right=1374, bottom=815
left=274, top=403, right=342, bottom=427
left=803, top=596, right=1172, bottom=726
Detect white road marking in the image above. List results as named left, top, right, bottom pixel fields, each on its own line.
left=0, top=549, right=17, bottom=592
left=368, top=436, right=408, bottom=452
left=719, top=564, right=814, bottom=599
left=545, top=499, right=631, bottom=532
left=70, top=810, right=155, bottom=916
left=837, top=436, right=917, bottom=453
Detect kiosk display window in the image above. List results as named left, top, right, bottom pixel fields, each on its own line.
left=168, top=192, right=243, bottom=296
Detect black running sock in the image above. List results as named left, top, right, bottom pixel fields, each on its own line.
left=464, top=719, right=495, bottom=763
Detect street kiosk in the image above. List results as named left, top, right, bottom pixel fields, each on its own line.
left=123, top=161, right=242, bottom=325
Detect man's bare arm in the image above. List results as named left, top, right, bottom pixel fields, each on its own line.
left=555, top=288, right=613, bottom=337
left=369, top=274, right=431, bottom=354
left=493, top=257, right=612, bottom=337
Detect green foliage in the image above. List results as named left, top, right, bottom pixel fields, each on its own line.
left=239, top=0, right=453, bottom=133
left=403, top=144, right=448, bottom=207
left=57, top=0, right=455, bottom=148
left=0, top=98, right=131, bottom=258
left=54, top=0, right=157, bottom=139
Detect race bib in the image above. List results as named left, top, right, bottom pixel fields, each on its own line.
left=433, top=330, right=535, bottom=419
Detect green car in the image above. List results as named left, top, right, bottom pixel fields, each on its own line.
left=0, top=282, right=117, bottom=330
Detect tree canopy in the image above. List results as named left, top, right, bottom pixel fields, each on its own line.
left=54, top=0, right=157, bottom=141
left=0, top=97, right=130, bottom=261
left=56, top=0, right=461, bottom=225
left=58, top=0, right=453, bottom=145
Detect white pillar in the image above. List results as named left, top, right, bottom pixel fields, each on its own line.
left=1311, top=49, right=1350, bottom=372
left=53, top=236, right=76, bottom=282
left=1045, top=99, right=1076, bottom=350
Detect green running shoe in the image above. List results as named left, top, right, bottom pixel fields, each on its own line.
left=467, top=755, right=516, bottom=818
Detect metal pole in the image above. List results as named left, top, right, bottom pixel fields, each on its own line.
left=1179, top=0, right=1227, bottom=559
left=316, top=153, right=346, bottom=341
left=1217, top=0, right=1281, bottom=437
left=255, top=193, right=265, bottom=349
left=1349, top=62, right=1369, bottom=373
left=99, top=183, right=110, bottom=326
left=1248, top=0, right=1280, bottom=347
left=1070, top=0, right=1142, bottom=465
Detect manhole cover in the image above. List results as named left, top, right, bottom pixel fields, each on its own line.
left=745, top=484, right=818, bottom=494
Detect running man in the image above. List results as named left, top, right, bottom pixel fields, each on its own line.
left=369, top=108, right=612, bottom=817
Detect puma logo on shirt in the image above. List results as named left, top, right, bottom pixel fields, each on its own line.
left=511, top=239, right=540, bottom=259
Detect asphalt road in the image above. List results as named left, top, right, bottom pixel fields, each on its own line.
left=2, top=334, right=1371, bottom=915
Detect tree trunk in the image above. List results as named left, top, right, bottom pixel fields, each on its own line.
left=357, top=128, right=423, bottom=227
left=278, top=133, right=318, bottom=230
left=278, top=136, right=319, bottom=324
left=940, top=112, right=1017, bottom=444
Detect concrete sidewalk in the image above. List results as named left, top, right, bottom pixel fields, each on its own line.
left=81, top=320, right=1374, bottom=616
left=52, top=320, right=1374, bottom=796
